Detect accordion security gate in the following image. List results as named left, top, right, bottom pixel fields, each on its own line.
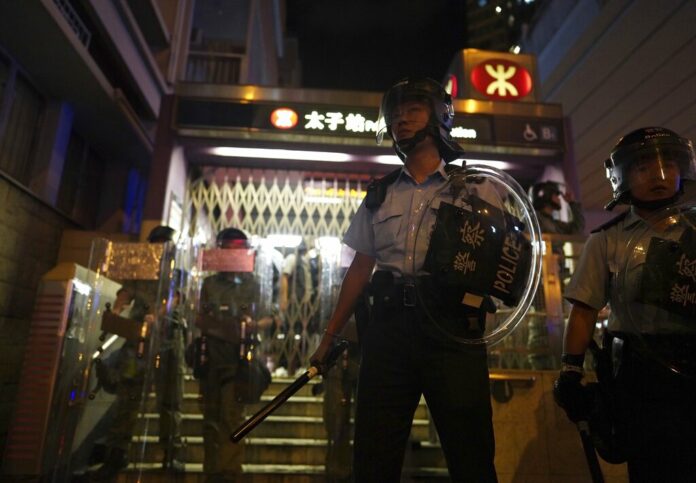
left=185, top=168, right=365, bottom=372
left=185, top=167, right=572, bottom=371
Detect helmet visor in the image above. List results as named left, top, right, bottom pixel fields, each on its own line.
left=376, top=79, right=453, bottom=145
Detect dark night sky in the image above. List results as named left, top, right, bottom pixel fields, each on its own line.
left=286, top=0, right=468, bottom=92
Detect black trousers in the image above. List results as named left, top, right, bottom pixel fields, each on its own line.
left=612, top=336, right=696, bottom=483
left=353, top=281, right=497, bottom=482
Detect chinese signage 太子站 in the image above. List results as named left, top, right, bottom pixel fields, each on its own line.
left=176, top=99, right=562, bottom=149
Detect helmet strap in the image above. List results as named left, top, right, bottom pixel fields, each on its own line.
left=393, top=128, right=431, bottom=160
left=630, top=191, right=681, bottom=210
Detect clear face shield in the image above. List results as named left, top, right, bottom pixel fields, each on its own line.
left=375, top=82, right=454, bottom=146
left=609, top=140, right=696, bottom=205
left=412, top=165, right=543, bottom=346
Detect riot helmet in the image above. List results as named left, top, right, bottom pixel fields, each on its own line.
left=147, top=225, right=176, bottom=243
left=216, top=227, right=250, bottom=248
left=604, top=127, right=696, bottom=210
left=376, top=77, right=464, bottom=162
left=531, top=181, right=562, bottom=211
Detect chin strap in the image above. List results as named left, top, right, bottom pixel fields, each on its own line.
left=392, top=124, right=466, bottom=163
left=630, top=191, right=682, bottom=210
left=393, top=128, right=430, bottom=160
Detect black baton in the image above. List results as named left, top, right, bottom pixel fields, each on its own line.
left=577, top=420, right=605, bottom=483
left=231, top=339, right=349, bottom=443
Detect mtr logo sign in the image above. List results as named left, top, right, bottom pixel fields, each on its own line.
left=470, top=58, right=533, bottom=101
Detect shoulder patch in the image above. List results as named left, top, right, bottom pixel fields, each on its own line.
left=591, top=210, right=630, bottom=233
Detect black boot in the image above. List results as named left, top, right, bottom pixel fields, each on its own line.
left=90, top=447, right=128, bottom=481
left=162, top=448, right=185, bottom=473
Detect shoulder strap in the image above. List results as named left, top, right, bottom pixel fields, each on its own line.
left=365, top=168, right=401, bottom=211
left=590, top=210, right=630, bottom=234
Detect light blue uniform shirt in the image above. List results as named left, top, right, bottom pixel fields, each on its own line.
left=343, top=161, right=449, bottom=277
left=565, top=207, right=694, bottom=334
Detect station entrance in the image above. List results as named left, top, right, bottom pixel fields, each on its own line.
left=5, top=50, right=600, bottom=482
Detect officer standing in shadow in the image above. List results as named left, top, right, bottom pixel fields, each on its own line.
left=91, top=225, right=183, bottom=480
left=531, top=180, right=585, bottom=240
left=554, top=127, right=696, bottom=482
left=196, top=228, right=259, bottom=483
left=528, top=182, right=585, bottom=369
left=310, top=78, right=498, bottom=482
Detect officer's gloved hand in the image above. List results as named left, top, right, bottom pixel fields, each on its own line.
left=553, top=351, right=589, bottom=422
left=553, top=370, right=590, bottom=423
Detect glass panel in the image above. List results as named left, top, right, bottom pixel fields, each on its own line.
left=44, top=238, right=183, bottom=480
left=190, top=236, right=274, bottom=479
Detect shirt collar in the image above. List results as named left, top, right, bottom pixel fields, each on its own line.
left=622, top=208, right=643, bottom=231
left=399, top=160, right=447, bottom=183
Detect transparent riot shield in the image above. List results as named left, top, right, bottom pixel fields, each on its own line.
left=190, top=238, right=273, bottom=480
left=414, top=165, right=543, bottom=346
left=9, top=240, right=120, bottom=481
left=41, top=238, right=180, bottom=481
left=614, top=200, right=696, bottom=377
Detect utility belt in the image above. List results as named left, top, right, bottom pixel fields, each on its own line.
left=605, top=330, right=696, bottom=381
left=369, top=271, right=418, bottom=308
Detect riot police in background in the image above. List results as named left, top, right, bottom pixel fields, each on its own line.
left=531, top=181, right=585, bottom=239
left=528, top=182, right=585, bottom=369
left=152, top=229, right=187, bottom=472
left=91, top=225, right=182, bottom=480
left=196, top=228, right=266, bottom=482
left=310, top=78, right=499, bottom=482
left=554, top=127, right=696, bottom=481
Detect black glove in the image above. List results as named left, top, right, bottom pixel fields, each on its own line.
left=553, top=370, right=590, bottom=423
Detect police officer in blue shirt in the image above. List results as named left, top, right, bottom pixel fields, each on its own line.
left=554, top=127, right=696, bottom=482
left=310, top=78, right=497, bottom=482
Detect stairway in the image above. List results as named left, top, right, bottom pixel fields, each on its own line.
left=126, top=374, right=449, bottom=482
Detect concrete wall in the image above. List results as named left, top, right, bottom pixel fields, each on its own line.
left=0, top=176, right=76, bottom=455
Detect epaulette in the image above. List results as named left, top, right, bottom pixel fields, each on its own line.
left=590, top=210, right=630, bottom=233
left=365, top=168, right=401, bottom=211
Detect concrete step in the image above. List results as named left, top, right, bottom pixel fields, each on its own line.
left=114, top=463, right=449, bottom=482
left=182, top=375, right=322, bottom=398
left=135, top=412, right=434, bottom=441
left=143, top=392, right=431, bottom=419
left=131, top=435, right=447, bottom=467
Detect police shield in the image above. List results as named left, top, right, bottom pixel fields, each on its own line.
left=41, top=236, right=184, bottom=480
left=414, top=165, right=543, bottom=346
left=614, top=201, right=696, bottom=377
left=193, top=237, right=273, bottom=411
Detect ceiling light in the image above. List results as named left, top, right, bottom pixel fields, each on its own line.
left=210, top=147, right=352, bottom=162
left=450, top=159, right=513, bottom=170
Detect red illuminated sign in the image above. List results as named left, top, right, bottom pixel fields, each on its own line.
left=470, top=59, right=532, bottom=101
left=270, top=108, right=298, bottom=129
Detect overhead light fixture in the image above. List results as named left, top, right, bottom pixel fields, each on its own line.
left=210, top=147, right=352, bottom=162
left=375, top=155, right=403, bottom=165
left=209, top=147, right=512, bottom=171
left=451, top=159, right=513, bottom=170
